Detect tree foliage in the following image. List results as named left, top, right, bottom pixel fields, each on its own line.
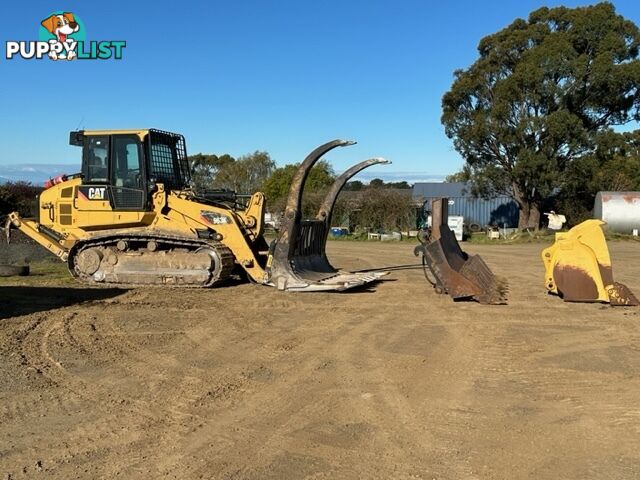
left=262, top=160, right=335, bottom=215
left=554, top=130, right=640, bottom=223
left=189, top=153, right=235, bottom=190
left=442, top=3, right=640, bottom=228
left=385, top=180, right=412, bottom=190
left=344, top=180, right=364, bottom=191
left=444, top=169, right=471, bottom=183
left=345, top=178, right=412, bottom=190
left=0, top=182, right=41, bottom=219
left=356, top=187, right=414, bottom=231
left=189, top=151, right=275, bottom=193
left=215, top=151, right=275, bottom=193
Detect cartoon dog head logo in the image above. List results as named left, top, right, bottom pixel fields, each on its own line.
left=5, top=12, right=124, bottom=61
left=40, top=12, right=81, bottom=60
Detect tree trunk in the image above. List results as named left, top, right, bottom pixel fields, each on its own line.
left=513, top=184, right=541, bottom=230
left=518, top=203, right=541, bottom=230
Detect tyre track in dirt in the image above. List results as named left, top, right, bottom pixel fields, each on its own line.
left=146, top=253, right=485, bottom=478
left=1, top=298, right=169, bottom=477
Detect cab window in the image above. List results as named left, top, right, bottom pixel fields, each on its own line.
left=112, top=136, right=143, bottom=189
left=84, top=136, right=109, bottom=183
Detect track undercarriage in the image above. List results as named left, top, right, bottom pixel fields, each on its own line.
left=69, top=233, right=235, bottom=287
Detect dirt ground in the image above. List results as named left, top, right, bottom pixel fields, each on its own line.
left=1, top=241, right=640, bottom=479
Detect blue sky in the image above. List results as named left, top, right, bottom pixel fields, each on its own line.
left=1, top=0, right=639, bottom=181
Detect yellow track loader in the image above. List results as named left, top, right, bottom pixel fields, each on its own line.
left=6, top=129, right=389, bottom=291
left=542, top=219, right=638, bottom=306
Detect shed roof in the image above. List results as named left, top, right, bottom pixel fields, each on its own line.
left=412, top=182, right=467, bottom=199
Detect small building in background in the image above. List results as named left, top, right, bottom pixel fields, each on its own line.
left=412, top=182, right=519, bottom=229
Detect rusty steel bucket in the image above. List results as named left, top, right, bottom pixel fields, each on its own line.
left=414, top=198, right=508, bottom=304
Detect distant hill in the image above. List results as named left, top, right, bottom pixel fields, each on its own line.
left=0, top=164, right=80, bottom=185
left=354, top=171, right=445, bottom=183
left=0, top=163, right=445, bottom=186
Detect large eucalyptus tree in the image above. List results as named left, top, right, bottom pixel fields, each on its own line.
left=442, top=3, right=640, bottom=228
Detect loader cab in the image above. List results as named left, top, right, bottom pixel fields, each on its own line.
left=70, top=129, right=191, bottom=211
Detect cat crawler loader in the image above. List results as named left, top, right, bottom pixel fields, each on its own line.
left=6, top=129, right=389, bottom=291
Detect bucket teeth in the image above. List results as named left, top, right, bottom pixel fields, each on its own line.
left=267, top=141, right=389, bottom=292
left=459, top=255, right=509, bottom=305
left=607, top=282, right=640, bottom=306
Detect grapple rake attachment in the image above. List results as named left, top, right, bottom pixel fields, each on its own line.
left=267, top=140, right=390, bottom=292
left=413, top=198, right=508, bottom=304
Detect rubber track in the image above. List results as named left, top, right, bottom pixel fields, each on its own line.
left=68, top=232, right=235, bottom=288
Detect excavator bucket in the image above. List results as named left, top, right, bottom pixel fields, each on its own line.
left=542, top=219, right=639, bottom=306
left=413, top=198, right=507, bottom=304
left=267, top=139, right=390, bottom=291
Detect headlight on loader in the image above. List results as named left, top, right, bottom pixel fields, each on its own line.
left=200, top=211, right=232, bottom=225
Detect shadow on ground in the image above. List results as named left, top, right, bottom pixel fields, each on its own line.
left=0, top=286, right=126, bottom=320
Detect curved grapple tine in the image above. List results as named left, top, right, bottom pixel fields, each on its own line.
left=312, top=157, right=390, bottom=272
left=271, top=139, right=355, bottom=260
left=285, top=139, right=356, bottom=219
left=317, top=157, right=390, bottom=225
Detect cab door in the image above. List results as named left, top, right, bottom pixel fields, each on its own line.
left=75, top=135, right=113, bottom=217
left=109, top=135, right=147, bottom=211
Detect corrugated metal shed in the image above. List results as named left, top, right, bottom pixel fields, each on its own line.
left=412, top=183, right=519, bottom=228
left=412, top=182, right=467, bottom=198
